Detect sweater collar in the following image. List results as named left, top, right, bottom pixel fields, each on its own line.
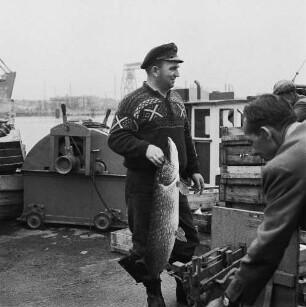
left=143, top=81, right=171, bottom=98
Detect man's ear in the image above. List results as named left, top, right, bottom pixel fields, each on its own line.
left=260, top=126, right=273, bottom=140
left=151, top=65, right=160, bottom=77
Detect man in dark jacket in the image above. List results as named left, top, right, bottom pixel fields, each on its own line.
left=208, top=93, right=306, bottom=306
left=108, top=43, right=204, bottom=307
left=273, top=79, right=306, bottom=122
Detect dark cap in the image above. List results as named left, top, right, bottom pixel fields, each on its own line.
left=140, top=43, right=183, bottom=69
left=273, top=80, right=296, bottom=95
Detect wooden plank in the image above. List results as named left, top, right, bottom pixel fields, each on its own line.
left=220, top=145, right=264, bottom=166
left=219, top=183, right=264, bottom=204
left=220, top=126, right=244, bottom=138
left=0, top=174, right=23, bottom=190
left=0, top=148, right=23, bottom=157
left=187, top=189, right=219, bottom=211
left=0, top=163, right=23, bottom=173
left=0, top=141, right=21, bottom=149
left=221, top=165, right=264, bottom=174
left=0, top=155, right=23, bottom=164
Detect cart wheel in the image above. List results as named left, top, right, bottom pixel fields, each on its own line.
left=94, top=212, right=112, bottom=231
left=26, top=212, right=43, bottom=229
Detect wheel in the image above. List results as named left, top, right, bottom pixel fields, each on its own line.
left=26, top=212, right=43, bottom=229
left=94, top=212, right=112, bottom=231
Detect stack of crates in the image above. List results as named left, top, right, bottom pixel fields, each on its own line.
left=219, top=127, right=265, bottom=212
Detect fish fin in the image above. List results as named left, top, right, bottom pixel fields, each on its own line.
left=175, top=226, right=187, bottom=242
left=177, top=181, right=189, bottom=195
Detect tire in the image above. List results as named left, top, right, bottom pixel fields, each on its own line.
left=26, top=212, right=43, bottom=229
left=94, top=212, right=112, bottom=231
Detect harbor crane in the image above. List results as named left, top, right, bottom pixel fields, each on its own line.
left=120, top=62, right=142, bottom=99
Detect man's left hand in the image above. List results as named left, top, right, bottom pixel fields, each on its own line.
left=191, top=172, right=205, bottom=194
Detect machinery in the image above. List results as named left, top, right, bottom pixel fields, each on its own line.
left=19, top=105, right=127, bottom=231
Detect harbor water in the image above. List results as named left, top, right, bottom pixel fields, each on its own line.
left=14, top=114, right=114, bottom=154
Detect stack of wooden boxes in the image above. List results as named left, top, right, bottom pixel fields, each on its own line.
left=218, top=127, right=265, bottom=211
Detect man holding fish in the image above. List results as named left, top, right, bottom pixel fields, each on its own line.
left=108, top=42, right=205, bottom=306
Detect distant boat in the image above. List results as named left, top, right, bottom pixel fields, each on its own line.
left=0, top=57, right=24, bottom=220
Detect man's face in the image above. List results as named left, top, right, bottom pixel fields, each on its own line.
left=157, top=61, right=180, bottom=90
left=279, top=92, right=295, bottom=106
left=243, top=119, right=279, bottom=161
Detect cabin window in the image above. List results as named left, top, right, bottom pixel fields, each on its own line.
left=194, top=109, right=210, bottom=138
left=219, top=109, right=243, bottom=128
left=220, top=109, right=234, bottom=128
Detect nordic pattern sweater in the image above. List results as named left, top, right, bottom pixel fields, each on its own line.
left=108, top=82, right=200, bottom=176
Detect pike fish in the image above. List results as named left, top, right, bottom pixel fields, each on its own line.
left=143, top=137, right=188, bottom=279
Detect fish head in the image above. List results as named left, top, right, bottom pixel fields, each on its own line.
left=156, top=137, right=179, bottom=186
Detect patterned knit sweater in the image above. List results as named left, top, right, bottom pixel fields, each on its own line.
left=108, top=82, right=200, bottom=176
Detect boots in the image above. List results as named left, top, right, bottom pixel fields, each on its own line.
left=143, top=278, right=166, bottom=307
left=118, top=253, right=148, bottom=283
left=175, top=278, right=188, bottom=305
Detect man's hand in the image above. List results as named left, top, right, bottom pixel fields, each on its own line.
left=206, top=297, right=224, bottom=307
left=191, top=172, right=205, bottom=194
left=0, top=123, right=11, bottom=137
left=146, top=144, right=165, bottom=167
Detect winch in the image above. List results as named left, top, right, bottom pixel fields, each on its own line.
left=19, top=105, right=127, bottom=231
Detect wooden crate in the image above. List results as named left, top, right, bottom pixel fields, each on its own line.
left=212, top=206, right=299, bottom=307
left=219, top=172, right=265, bottom=208
left=187, top=188, right=219, bottom=211
left=192, top=211, right=212, bottom=233
left=110, top=228, right=132, bottom=255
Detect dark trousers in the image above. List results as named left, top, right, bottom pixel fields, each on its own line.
left=125, top=169, right=199, bottom=263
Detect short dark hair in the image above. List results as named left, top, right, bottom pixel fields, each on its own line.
left=243, top=94, right=297, bottom=135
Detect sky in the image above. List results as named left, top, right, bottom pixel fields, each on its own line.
left=0, top=0, right=306, bottom=100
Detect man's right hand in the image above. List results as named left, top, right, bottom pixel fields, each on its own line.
left=146, top=144, right=165, bottom=167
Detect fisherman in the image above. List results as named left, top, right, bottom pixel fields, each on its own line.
left=207, top=94, right=306, bottom=306
left=108, top=42, right=205, bottom=306
left=273, top=79, right=306, bottom=122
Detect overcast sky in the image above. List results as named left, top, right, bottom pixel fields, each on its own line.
left=1, top=0, right=306, bottom=100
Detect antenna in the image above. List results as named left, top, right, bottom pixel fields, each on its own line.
left=292, top=58, right=306, bottom=82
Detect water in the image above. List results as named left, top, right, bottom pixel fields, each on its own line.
left=14, top=114, right=113, bottom=153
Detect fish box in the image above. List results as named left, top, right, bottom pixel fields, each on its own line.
left=220, top=142, right=265, bottom=166
left=220, top=127, right=265, bottom=167
left=219, top=172, right=265, bottom=210
left=187, top=189, right=219, bottom=211
left=110, top=228, right=132, bottom=255
left=192, top=211, right=212, bottom=233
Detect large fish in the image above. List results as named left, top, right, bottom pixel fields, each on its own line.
left=143, top=137, right=188, bottom=279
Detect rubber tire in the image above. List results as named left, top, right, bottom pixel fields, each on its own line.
left=26, top=212, right=43, bottom=229
left=94, top=212, right=112, bottom=231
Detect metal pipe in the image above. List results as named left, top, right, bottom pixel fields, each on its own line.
left=194, top=80, right=201, bottom=100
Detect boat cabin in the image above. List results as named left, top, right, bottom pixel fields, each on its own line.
left=184, top=98, right=249, bottom=186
